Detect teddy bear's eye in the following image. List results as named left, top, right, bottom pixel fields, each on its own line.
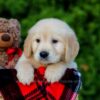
left=52, top=39, right=58, bottom=43
left=36, top=39, right=40, bottom=43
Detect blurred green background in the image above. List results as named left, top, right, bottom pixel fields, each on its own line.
left=0, top=0, right=100, bottom=99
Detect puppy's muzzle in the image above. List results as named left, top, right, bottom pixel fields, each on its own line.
left=40, top=51, right=49, bottom=59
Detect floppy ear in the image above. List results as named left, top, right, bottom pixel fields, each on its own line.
left=65, top=34, right=79, bottom=63
left=24, top=33, right=32, bottom=58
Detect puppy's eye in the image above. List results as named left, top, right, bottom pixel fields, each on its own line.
left=52, top=39, right=58, bottom=44
left=36, top=39, right=40, bottom=43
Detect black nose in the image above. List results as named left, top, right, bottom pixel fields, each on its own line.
left=40, top=51, right=49, bottom=59
left=1, top=34, right=10, bottom=41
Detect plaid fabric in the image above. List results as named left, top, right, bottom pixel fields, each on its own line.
left=0, top=67, right=81, bottom=100
left=5, top=48, right=22, bottom=69
left=6, top=48, right=22, bottom=63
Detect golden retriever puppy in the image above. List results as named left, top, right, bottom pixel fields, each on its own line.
left=15, top=18, right=79, bottom=85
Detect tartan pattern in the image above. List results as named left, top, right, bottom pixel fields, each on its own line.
left=0, top=67, right=81, bottom=100
left=18, top=68, right=63, bottom=100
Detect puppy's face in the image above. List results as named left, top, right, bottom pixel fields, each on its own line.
left=32, top=32, right=65, bottom=65
left=24, top=18, right=79, bottom=66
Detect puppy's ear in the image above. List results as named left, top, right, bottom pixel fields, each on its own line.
left=24, top=33, right=32, bottom=58
left=65, top=34, right=79, bottom=63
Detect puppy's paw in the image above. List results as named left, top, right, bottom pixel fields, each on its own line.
left=45, top=65, right=66, bottom=83
left=16, top=62, right=34, bottom=85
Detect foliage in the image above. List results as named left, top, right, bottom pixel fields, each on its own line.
left=0, top=0, right=100, bottom=99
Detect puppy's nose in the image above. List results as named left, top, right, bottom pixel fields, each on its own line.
left=40, top=51, right=49, bottom=59
left=1, top=34, right=10, bottom=41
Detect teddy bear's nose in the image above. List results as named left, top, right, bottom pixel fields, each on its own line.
left=1, top=34, right=10, bottom=41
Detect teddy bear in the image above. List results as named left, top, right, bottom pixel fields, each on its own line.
left=0, top=18, right=22, bottom=69
left=0, top=18, right=81, bottom=100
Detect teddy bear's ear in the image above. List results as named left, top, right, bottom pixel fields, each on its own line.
left=9, top=19, right=20, bottom=33
left=9, top=19, right=21, bottom=47
left=0, top=18, right=9, bottom=32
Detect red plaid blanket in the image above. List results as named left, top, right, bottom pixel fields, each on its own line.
left=0, top=67, right=81, bottom=100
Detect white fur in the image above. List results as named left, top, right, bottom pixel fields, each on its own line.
left=45, top=61, right=77, bottom=83
left=15, top=18, right=79, bottom=85
left=15, top=54, right=34, bottom=85
left=29, top=18, right=75, bottom=36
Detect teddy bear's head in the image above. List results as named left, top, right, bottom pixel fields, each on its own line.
left=0, top=18, right=21, bottom=49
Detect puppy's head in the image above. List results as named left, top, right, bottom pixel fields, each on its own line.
left=24, top=18, right=79, bottom=66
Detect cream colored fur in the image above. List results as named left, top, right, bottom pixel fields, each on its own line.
left=15, top=18, right=79, bottom=85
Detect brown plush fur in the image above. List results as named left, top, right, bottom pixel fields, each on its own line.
left=0, top=18, right=21, bottom=69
